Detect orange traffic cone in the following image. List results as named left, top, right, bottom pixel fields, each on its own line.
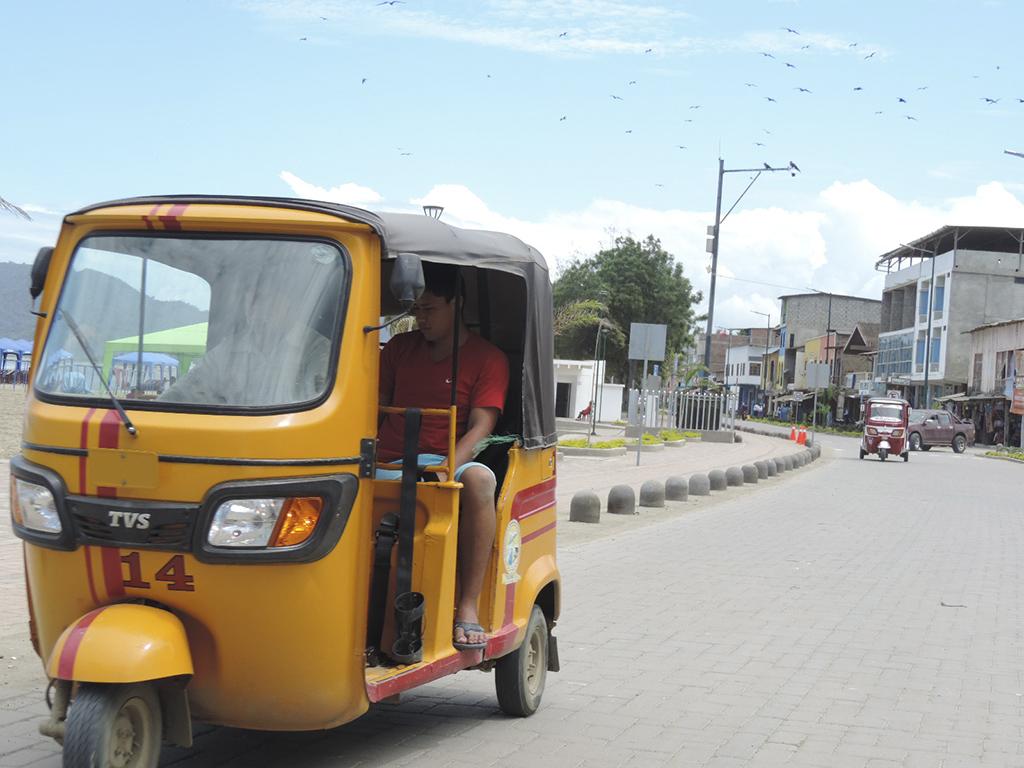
left=789, top=426, right=797, bottom=441
left=797, top=428, right=807, bottom=445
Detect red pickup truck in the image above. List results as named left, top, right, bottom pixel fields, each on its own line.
left=907, top=409, right=976, bottom=453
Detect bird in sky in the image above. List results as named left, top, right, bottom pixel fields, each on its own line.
left=864, top=52, right=876, bottom=60
left=763, top=162, right=772, bottom=170
left=898, top=97, right=907, bottom=103
left=849, top=42, right=858, bottom=47
left=644, top=48, right=653, bottom=54
left=905, top=115, right=918, bottom=121
left=800, top=44, right=811, bottom=50
left=783, top=27, right=799, bottom=34
left=760, top=52, right=775, bottom=59
left=629, top=80, right=637, bottom=85
left=916, top=86, right=929, bottom=90
left=762, top=128, right=772, bottom=134
left=625, top=129, right=633, bottom=134
left=558, top=31, right=568, bottom=38
left=765, top=96, right=777, bottom=102
left=754, top=142, right=766, bottom=146
left=875, top=110, right=884, bottom=115
left=789, top=161, right=800, bottom=172
left=377, top=0, right=404, bottom=5
left=655, top=183, right=664, bottom=187
left=299, top=36, right=307, bottom=41
left=1017, top=98, right=1024, bottom=103
left=559, top=116, right=567, bottom=121
left=745, top=82, right=758, bottom=87
left=981, top=97, right=1000, bottom=104
left=319, top=16, right=328, bottom=20
left=361, top=77, right=367, bottom=84
left=785, top=62, right=797, bottom=69
left=795, top=87, right=812, bottom=93
left=676, top=145, right=687, bottom=149
left=689, top=104, right=702, bottom=109
left=684, top=118, right=693, bottom=123
left=400, top=151, right=412, bottom=155
left=610, top=94, right=624, bottom=100
left=853, top=86, right=864, bottom=91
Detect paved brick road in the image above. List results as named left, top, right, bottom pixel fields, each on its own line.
left=3, top=442, right=1023, bottom=766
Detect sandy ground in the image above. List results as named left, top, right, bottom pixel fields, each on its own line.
left=0, top=387, right=28, bottom=460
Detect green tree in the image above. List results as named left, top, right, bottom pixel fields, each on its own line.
left=553, top=235, right=702, bottom=382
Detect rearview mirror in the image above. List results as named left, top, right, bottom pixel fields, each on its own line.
left=30, top=246, right=53, bottom=300
left=390, top=253, right=424, bottom=309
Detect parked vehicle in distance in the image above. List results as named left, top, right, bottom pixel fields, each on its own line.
left=907, top=409, right=975, bottom=453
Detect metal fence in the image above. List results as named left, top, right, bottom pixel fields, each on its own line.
left=628, top=387, right=737, bottom=432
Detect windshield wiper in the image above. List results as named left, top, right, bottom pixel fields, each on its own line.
left=60, top=309, right=138, bottom=437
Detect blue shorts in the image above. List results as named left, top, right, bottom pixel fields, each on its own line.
left=375, top=453, right=494, bottom=482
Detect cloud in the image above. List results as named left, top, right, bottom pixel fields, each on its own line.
left=240, top=1, right=865, bottom=58
left=278, top=171, right=383, bottom=205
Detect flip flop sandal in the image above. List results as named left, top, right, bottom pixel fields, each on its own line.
left=453, top=621, right=488, bottom=651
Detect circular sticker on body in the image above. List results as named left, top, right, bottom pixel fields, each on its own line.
left=502, top=519, right=522, bottom=584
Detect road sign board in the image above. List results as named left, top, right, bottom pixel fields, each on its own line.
left=628, top=323, right=667, bottom=362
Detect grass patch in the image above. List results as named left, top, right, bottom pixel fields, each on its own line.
left=558, top=437, right=627, bottom=449
left=986, top=450, right=1024, bottom=462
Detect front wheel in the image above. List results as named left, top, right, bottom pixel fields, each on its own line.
left=909, top=432, right=922, bottom=451
left=495, top=605, right=548, bottom=717
left=952, top=434, right=967, bottom=454
left=878, top=449, right=888, bottom=461
left=64, top=683, right=162, bottom=768
left=859, top=448, right=865, bottom=460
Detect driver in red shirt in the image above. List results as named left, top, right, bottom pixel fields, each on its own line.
left=378, top=263, right=509, bottom=650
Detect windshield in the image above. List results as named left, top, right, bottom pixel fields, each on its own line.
left=35, top=235, right=346, bottom=410
left=909, top=409, right=927, bottom=423
left=869, top=403, right=904, bottom=421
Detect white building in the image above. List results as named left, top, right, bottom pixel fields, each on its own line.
left=724, top=344, right=765, bottom=410
left=553, top=359, right=623, bottom=422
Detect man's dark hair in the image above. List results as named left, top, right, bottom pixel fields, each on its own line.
left=422, top=262, right=460, bottom=303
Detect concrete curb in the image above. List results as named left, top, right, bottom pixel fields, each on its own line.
left=565, top=431, right=821, bottom=525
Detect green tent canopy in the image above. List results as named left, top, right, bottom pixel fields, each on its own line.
left=103, top=322, right=209, bottom=378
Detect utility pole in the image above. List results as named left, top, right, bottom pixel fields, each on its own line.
left=703, top=157, right=799, bottom=369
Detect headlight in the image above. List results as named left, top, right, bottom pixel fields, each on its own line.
left=866, top=427, right=878, bottom=435
left=891, top=429, right=904, bottom=437
left=207, top=497, right=323, bottom=548
left=12, top=479, right=61, bottom=534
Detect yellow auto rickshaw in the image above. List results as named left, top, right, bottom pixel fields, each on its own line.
left=10, top=196, right=560, bottom=767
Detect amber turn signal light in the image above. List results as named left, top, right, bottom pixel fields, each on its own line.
left=269, top=497, right=324, bottom=547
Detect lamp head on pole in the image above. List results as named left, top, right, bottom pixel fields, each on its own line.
left=422, top=204, right=444, bottom=220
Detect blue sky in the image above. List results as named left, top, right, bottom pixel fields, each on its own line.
left=3, top=0, right=1023, bottom=328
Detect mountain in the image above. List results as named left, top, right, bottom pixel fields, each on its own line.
left=0, top=261, right=208, bottom=345
left=0, top=262, right=35, bottom=339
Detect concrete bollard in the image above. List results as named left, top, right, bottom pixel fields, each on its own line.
left=793, top=453, right=804, bottom=468
left=753, top=460, right=769, bottom=479
left=812, top=445, right=821, bottom=459
left=765, top=459, right=777, bottom=477
left=639, top=480, right=666, bottom=508
left=781, top=456, right=793, bottom=471
left=708, top=469, right=728, bottom=491
left=665, top=476, right=689, bottom=502
left=734, top=432, right=743, bottom=443
left=569, top=491, right=601, bottom=523
left=607, top=485, right=637, bottom=515
left=725, top=467, right=744, bottom=487
left=742, top=464, right=758, bottom=484
left=689, top=473, right=711, bottom=496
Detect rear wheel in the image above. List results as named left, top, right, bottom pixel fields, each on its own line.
left=909, top=432, right=922, bottom=451
left=903, top=451, right=909, bottom=462
left=63, top=683, right=162, bottom=768
left=952, top=434, right=967, bottom=454
left=495, top=605, right=548, bottom=717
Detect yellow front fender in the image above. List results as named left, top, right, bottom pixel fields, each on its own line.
left=47, top=604, right=193, bottom=683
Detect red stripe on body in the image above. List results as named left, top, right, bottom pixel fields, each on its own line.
left=159, top=203, right=188, bottom=231
left=522, top=521, right=557, bottom=544
left=56, top=608, right=105, bottom=679
left=502, top=582, right=516, bottom=626
left=142, top=203, right=161, bottom=230
left=511, top=477, right=557, bottom=522
left=100, top=548, right=125, bottom=599
left=96, top=410, right=120, bottom=498
left=83, top=546, right=100, bottom=605
left=78, top=408, right=97, bottom=493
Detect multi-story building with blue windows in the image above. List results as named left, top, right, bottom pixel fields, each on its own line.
left=874, top=226, right=1024, bottom=407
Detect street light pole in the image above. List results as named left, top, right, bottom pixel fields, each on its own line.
left=751, top=310, right=771, bottom=407
left=703, top=157, right=799, bottom=370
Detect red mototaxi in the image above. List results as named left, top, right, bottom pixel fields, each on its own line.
left=859, top=397, right=910, bottom=462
